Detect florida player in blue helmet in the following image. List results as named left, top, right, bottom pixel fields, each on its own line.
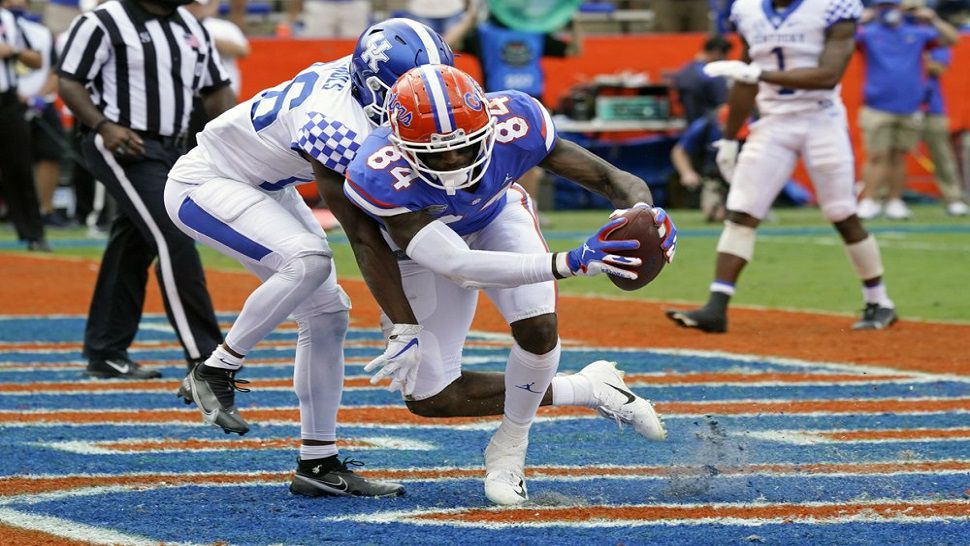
left=343, top=65, right=678, bottom=505
left=164, top=19, right=453, bottom=498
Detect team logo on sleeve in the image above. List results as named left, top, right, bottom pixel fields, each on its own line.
left=362, top=37, right=392, bottom=72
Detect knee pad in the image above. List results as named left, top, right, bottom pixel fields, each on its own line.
left=281, top=253, right=332, bottom=291
left=716, top=221, right=757, bottom=262
left=821, top=199, right=857, bottom=223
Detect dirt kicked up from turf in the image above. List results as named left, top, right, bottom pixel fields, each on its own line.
left=1, top=253, right=966, bottom=376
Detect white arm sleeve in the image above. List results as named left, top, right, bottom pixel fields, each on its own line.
left=405, top=220, right=557, bottom=289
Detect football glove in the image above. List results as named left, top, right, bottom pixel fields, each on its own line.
left=609, top=203, right=678, bottom=264
left=713, top=139, right=740, bottom=184
left=555, top=217, right=641, bottom=280
left=364, top=324, right=423, bottom=396
left=703, top=60, right=763, bottom=84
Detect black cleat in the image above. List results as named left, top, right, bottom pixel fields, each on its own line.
left=85, top=357, right=162, bottom=379
left=665, top=307, right=727, bottom=333
left=852, top=303, right=898, bottom=330
left=290, top=456, right=405, bottom=498
left=178, top=363, right=250, bottom=435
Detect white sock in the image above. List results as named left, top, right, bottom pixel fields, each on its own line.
left=503, top=341, right=561, bottom=426
left=299, top=443, right=338, bottom=460
left=204, top=345, right=244, bottom=370
left=551, top=373, right=594, bottom=407
left=496, top=415, right=532, bottom=444
left=863, top=283, right=894, bottom=308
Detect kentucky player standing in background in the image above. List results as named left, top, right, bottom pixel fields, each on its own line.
left=344, top=65, right=677, bottom=505
left=164, top=19, right=450, bottom=498
left=666, top=0, right=899, bottom=333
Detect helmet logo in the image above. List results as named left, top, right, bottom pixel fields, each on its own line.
left=386, top=93, right=413, bottom=127
left=463, top=91, right=483, bottom=112
left=362, top=37, right=392, bottom=72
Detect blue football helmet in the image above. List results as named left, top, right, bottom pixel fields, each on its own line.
left=351, top=18, right=455, bottom=126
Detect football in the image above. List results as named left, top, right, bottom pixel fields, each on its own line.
left=605, top=207, right=666, bottom=291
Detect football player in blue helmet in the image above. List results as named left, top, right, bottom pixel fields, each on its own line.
left=351, top=18, right=455, bottom=125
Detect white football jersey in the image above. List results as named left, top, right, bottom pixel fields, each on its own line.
left=731, top=0, right=862, bottom=115
left=174, top=56, right=372, bottom=191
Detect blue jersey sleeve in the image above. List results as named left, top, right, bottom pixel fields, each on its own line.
left=291, top=112, right=363, bottom=175
left=489, top=90, right=557, bottom=163
left=677, top=117, right=709, bottom=154
left=343, top=130, right=422, bottom=218
left=929, top=46, right=952, bottom=67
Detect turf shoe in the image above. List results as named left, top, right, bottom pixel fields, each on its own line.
left=289, top=456, right=405, bottom=498
left=178, top=363, right=250, bottom=435
left=665, top=306, right=727, bottom=333
left=483, top=425, right=529, bottom=506
left=579, top=360, right=667, bottom=441
left=85, top=357, right=161, bottom=379
left=852, top=303, right=898, bottom=330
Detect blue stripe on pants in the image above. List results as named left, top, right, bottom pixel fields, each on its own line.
left=178, top=197, right=272, bottom=262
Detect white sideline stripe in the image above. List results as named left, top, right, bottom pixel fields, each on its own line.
left=93, top=135, right=200, bottom=359
left=744, top=429, right=970, bottom=445
left=33, top=436, right=437, bottom=455
left=0, top=507, right=164, bottom=545
left=399, top=19, right=441, bottom=64
left=332, top=497, right=970, bottom=528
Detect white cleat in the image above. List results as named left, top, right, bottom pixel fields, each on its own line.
left=483, top=426, right=529, bottom=506
left=579, top=360, right=667, bottom=441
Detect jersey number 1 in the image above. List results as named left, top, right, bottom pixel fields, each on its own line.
left=770, top=48, right=796, bottom=96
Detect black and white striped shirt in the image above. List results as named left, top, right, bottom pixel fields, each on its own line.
left=58, top=0, right=230, bottom=136
left=0, top=7, right=31, bottom=93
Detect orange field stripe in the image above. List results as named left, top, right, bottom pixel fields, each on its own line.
left=0, top=523, right=89, bottom=545
left=822, top=428, right=970, bottom=441
left=417, top=500, right=970, bottom=524
left=3, top=460, right=969, bottom=497
left=626, top=372, right=911, bottom=385
left=1, top=398, right=968, bottom=425
left=94, top=438, right=377, bottom=452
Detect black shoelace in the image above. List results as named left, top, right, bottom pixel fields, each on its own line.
left=199, top=367, right=250, bottom=408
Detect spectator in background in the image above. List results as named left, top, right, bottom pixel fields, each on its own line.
left=42, top=0, right=81, bottom=36
left=710, top=0, right=737, bottom=34
left=856, top=0, right=957, bottom=220
left=670, top=106, right=738, bottom=222
left=446, top=2, right=582, bottom=225
left=0, top=4, right=48, bottom=251
left=653, top=0, right=712, bottom=32
left=672, top=34, right=731, bottom=124
left=285, top=0, right=370, bottom=38
left=908, top=2, right=968, bottom=215
left=394, top=0, right=466, bottom=35
left=187, top=0, right=249, bottom=98
left=8, top=0, right=70, bottom=228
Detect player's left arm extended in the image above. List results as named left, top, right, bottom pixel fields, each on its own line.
left=758, top=20, right=856, bottom=90
left=539, top=137, right=653, bottom=208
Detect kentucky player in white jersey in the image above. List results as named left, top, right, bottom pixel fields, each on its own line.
left=163, top=19, right=453, bottom=498
left=344, top=65, right=677, bottom=505
left=666, top=0, right=898, bottom=333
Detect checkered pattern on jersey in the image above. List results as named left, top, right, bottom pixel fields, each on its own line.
left=292, top=113, right=362, bottom=174
left=825, top=0, right=863, bottom=26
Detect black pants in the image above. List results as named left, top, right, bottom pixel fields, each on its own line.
left=80, top=132, right=222, bottom=363
left=0, top=91, right=45, bottom=243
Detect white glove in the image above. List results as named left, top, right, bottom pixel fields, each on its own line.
left=703, top=60, right=763, bottom=85
left=364, top=324, right=423, bottom=396
left=712, top=139, right=740, bottom=184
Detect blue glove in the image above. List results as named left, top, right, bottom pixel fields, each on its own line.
left=555, top=217, right=642, bottom=280
left=610, top=202, right=678, bottom=263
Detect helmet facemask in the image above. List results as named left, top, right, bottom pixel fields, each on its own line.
left=390, top=117, right=496, bottom=195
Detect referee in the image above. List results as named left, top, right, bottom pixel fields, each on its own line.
left=58, top=0, right=235, bottom=379
left=0, top=5, right=48, bottom=251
